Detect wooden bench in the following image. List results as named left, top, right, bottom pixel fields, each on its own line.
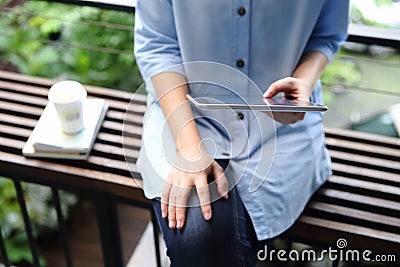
left=0, top=70, right=399, bottom=266
left=282, top=127, right=400, bottom=263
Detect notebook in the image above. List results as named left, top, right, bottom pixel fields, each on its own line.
left=22, top=98, right=108, bottom=160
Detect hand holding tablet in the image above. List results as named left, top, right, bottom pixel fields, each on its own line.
left=186, top=94, right=327, bottom=112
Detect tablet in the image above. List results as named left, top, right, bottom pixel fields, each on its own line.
left=186, top=94, right=327, bottom=112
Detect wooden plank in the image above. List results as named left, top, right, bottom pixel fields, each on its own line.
left=121, top=135, right=142, bottom=148
left=284, top=216, right=400, bottom=255
left=0, top=80, right=49, bottom=98
left=0, top=70, right=54, bottom=88
left=0, top=100, right=43, bottom=118
left=0, top=130, right=138, bottom=166
left=0, top=91, right=144, bottom=130
left=0, top=136, right=26, bottom=152
left=329, top=150, right=400, bottom=173
left=102, top=120, right=142, bottom=137
left=328, top=175, right=400, bottom=198
left=0, top=101, right=142, bottom=142
left=298, top=216, right=400, bottom=244
left=106, top=109, right=143, bottom=125
left=307, top=202, right=400, bottom=229
left=0, top=70, right=146, bottom=103
left=0, top=82, right=145, bottom=113
left=0, top=128, right=139, bottom=170
left=331, top=162, right=400, bottom=185
left=0, top=124, right=32, bottom=140
left=0, top=151, right=148, bottom=203
left=324, top=126, right=400, bottom=149
left=348, top=23, right=400, bottom=50
left=84, top=154, right=131, bottom=174
left=0, top=113, right=38, bottom=128
left=0, top=90, right=48, bottom=107
left=316, top=188, right=400, bottom=212
left=0, top=114, right=142, bottom=151
left=92, top=143, right=139, bottom=161
left=326, top=137, right=400, bottom=161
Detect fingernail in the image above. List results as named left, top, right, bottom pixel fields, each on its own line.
left=263, top=91, right=270, bottom=97
left=162, top=211, right=166, bottom=218
left=224, top=194, right=229, bottom=200
left=177, top=220, right=182, bottom=229
left=204, top=212, right=211, bottom=220
left=169, top=220, right=175, bottom=228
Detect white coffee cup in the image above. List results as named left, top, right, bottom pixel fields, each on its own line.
left=48, top=80, right=87, bottom=134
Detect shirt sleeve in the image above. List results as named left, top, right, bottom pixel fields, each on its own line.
left=134, top=0, right=184, bottom=81
left=304, top=0, right=349, bottom=62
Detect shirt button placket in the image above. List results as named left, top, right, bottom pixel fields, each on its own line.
left=234, top=0, right=250, bottom=75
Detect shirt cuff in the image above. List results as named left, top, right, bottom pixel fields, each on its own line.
left=137, top=54, right=185, bottom=81
left=304, top=34, right=347, bottom=62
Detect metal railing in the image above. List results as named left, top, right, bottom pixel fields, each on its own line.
left=0, top=176, right=161, bottom=267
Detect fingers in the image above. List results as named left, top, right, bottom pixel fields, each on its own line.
left=269, top=111, right=306, bottom=125
left=166, top=177, right=211, bottom=229
left=165, top=182, right=191, bottom=229
left=264, top=77, right=297, bottom=98
left=195, top=178, right=212, bottom=221
left=212, top=162, right=229, bottom=199
left=263, top=77, right=310, bottom=101
left=161, top=160, right=228, bottom=230
left=175, top=186, right=191, bottom=229
left=161, top=182, right=171, bottom=219
left=262, top=77, right=308, bottom=125
left=167, top=185, right=177, bottom=228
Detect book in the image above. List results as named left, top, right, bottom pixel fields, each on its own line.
left=23, top=98, right=108, bottom=160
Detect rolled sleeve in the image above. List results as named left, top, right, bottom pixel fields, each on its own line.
left=304, top=0, right=349, bottom=62
left=134, top=0, right=184, bottom=81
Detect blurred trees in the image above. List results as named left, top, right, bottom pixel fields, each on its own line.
left=0, top=0, right=142, bottom=92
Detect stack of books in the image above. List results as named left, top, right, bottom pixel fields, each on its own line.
left=23, top=98, right=108, bottom=160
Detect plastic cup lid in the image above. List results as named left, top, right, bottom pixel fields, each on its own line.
left=48, top=80, right=87, bottom=104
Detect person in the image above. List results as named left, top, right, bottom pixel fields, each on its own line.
left=134, top=1, right=349, bottom=266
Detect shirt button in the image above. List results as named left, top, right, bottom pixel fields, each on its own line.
left=237, top=7, right=246, bottom=16
left=237, top=112, right=244, bottom=120
left=222, top=152, right=230, bottom=156
left=236, top=59, right=245, bottom=68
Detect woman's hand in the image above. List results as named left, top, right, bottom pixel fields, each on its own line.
left=263, top=77, right=313, bottom=124
left=263, top=52, right=329, bottom=125
left=161, top=145, right=229, bottom=229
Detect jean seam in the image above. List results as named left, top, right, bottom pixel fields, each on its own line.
left=232, top=188, right=246, bottom=266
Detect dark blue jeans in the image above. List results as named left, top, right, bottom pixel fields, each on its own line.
left=152, top=160, right=263, bottom=267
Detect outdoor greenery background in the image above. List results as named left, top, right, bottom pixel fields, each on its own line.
left=0, top=0, right=142, bottom=92
left=0, top=0, right=399, bottom=266
left=0, top=1, right=140, bottom=265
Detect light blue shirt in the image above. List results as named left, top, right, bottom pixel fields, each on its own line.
left=134, top=0, right=349, bottom=240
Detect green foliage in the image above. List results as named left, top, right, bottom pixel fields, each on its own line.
left=373, top=0, right=393, bottom=7
left=321, top=58, right=362, bottom=85
left=321, top=50, right=363, bottom=106
left=350, top=0, right=394, bottom=27
left=0, top=0, right=142, bottom=92
left=0, top=177, right=78, bottom=266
